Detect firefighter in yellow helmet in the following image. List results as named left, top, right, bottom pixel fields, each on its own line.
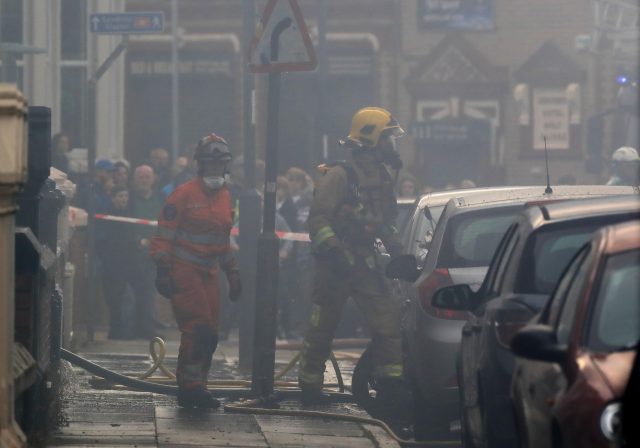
left=298, top=107, right=406, bottom=404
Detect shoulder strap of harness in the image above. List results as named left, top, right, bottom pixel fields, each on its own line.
left=318, top=161, right=359, bottom=205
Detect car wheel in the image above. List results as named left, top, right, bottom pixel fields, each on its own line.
left=352, top=344, right=375, bottom=409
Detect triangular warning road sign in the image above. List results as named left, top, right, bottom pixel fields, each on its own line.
left=248, top=0, right=317, bottom=74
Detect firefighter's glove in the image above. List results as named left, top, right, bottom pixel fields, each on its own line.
left=227, top=270, right=242, bottom=302
left=326, top=246, right=353, bottom=279
left=155, top=262, right=175, bottom=298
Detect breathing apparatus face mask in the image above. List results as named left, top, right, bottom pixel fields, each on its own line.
left=379, top=135, right=403, bottom=170
left=202, top=175, right=226, bottom=190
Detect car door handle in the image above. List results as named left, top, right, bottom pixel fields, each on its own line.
left=462, top=326, right=473, bottom=336
left=471, top=322, right=482, bottom=332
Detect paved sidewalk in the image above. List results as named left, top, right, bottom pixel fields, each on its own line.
left=48, top=331, right=403, bottom=447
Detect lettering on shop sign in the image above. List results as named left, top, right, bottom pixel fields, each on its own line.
left=418, top=0, right=494, bottom=31
left=90, top=12, right=164, bottom=34
left=411, top=118, right=491, bottom=146
left=533, top=89, right=570, bottom=150
left=129, top=59, right=231, bottom=76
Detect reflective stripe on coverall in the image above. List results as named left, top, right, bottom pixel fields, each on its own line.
left=298, top=154, right=403, bottom=390
left=150, top=177, right=236, bottom=390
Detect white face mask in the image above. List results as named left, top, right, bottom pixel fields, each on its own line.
left=202, top=176, right=226, bottom=190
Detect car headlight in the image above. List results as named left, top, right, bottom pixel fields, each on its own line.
left=600, top=402, right=621, bottom=442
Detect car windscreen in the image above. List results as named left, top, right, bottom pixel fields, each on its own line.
left=436, top=205, right=520, bottom=268
left=408, top=205, right=445, bottom=255
left=516, top=215, right=635, bottom=294
left=587, top=249, right=640, bottom=352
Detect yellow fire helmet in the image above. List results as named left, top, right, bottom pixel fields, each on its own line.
left=344, top=107, right=405, bottom=148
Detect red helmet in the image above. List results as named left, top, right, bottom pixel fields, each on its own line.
left=194, top=133, right=232, bottom=162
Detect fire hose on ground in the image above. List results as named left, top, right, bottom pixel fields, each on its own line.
left=60, top=338, right=457, bottom=446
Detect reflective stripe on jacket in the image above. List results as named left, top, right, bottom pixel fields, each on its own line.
left=150, top=177, right=236, bottom=270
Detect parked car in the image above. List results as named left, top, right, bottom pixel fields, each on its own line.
left=386, top=185, right=633, bottom=440
left=400, top=187, right=533, bottom=268
left=431, top=192, right=639, bottom=447
left=511, top=220, right=640, bottom=448
left=355, top=187, right=536, bottom=412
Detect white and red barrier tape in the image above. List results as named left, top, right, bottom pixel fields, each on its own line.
left=94, top=213, right=311, bottom=242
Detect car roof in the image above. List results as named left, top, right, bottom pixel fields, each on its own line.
left=397, top=197, right=418, bottom=207
left=601, top=220, right=640, bottom=254
left=444, top=185, right=637, bottom=211
left=523, top=194, right=640, bottom=227
left=416, top=185, right=536, bottom=209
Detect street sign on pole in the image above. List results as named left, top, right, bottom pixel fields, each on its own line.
left=89, top=12, right=165, bottom=34
left=250, top=0, right=315, bottom=401
left=248, top=0, right=317, bottom=73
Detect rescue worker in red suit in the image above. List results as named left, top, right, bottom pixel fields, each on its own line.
left=151, top=133, right=242, bottom=408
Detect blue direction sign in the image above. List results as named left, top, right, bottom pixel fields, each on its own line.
left=89, top=12, right=164, bottom=34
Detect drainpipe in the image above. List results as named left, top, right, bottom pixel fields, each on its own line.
left=0, top=84, right=28, bottom=447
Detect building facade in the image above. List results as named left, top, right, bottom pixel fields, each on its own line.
left=5, top=0, right=637, bottom=186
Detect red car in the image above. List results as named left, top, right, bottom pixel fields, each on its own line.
left=511, top=220, right=639, bottom=448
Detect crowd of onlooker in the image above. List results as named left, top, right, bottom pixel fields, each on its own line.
left=52, top=131, right=489, bottom=342
left=52, top=132, right=324, bottom=341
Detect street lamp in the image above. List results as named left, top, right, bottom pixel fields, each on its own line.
left=0, top=83, right=28, bottom=448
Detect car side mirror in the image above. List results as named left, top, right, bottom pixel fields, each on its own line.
left=385, top=254, right=421, bottom=282
left=510, top=325, right=567, bottom=364
left=431, top=284, right=474, bottom=311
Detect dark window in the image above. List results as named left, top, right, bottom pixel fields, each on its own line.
left=555, top=246, right=594, bottom=344
left=545, top=244, right=590, bottom=326
left=1, top=0, right=23, bottom=44
left=61, top=0, right=87, bottom=60
left=437, top=205, right=520, bottom=268
left=481, top=223, right=517, bottom=299
left=587, top=250, right=640, bottom=352
left=60, top=67, right=87, bottom=147
left=516, top=215, right=637, bottom=294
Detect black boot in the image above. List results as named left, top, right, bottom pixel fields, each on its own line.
left=299, top=383, right=331, bottom=405
left=177, top=387, right=220, bottom=409
left=373, top=377, right=412, bottom=418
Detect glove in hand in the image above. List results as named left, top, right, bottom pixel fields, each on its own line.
left=155, top=262, right=175, bottom=298
left=227, top=270, right=242, bottom=302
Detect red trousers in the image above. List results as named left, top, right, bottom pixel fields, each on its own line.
left=171, top=261, right=220, bottom=390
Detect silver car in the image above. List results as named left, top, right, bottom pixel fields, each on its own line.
left=388, top=185, right=634, bottom=440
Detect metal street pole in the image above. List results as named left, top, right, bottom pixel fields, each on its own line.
left=316, top=0, right=328, bottom=165
left=251, top=16, right=292, bottom=399
left=238, top=0, right=260, bottom=372
left=251, top=69, right=281, bottom=399
left=85, top=37, right=128, bottom=341
left=171, top=0, right=180, bottom=161
left=85, top=78, right=97, bottom=341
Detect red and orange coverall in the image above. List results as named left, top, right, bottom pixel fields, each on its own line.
left=150, top=177, right=237, bottom=391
